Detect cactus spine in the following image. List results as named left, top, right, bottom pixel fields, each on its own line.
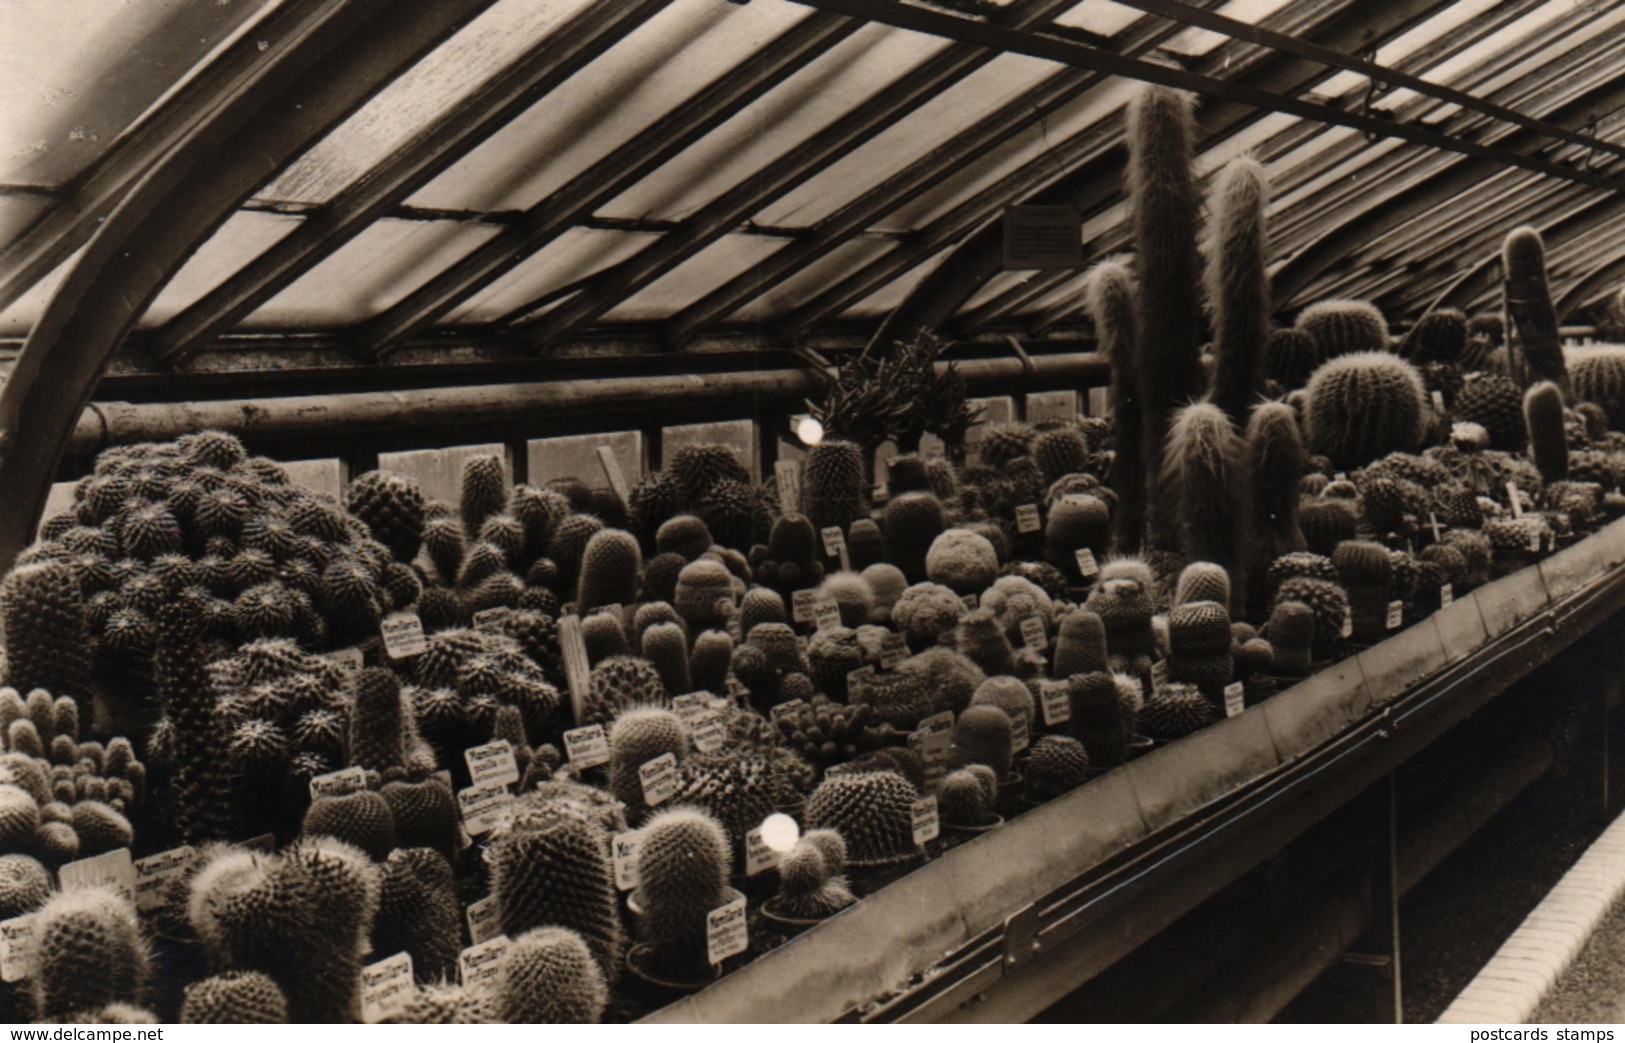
left=1163, top=403, right=1250, bottom=614
left=1206, top=157, right=1271, bottom=428
left=1088, top=259, right=1145, bottom=550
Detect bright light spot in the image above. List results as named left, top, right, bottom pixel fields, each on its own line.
left=760, top=812, right=800, bottom=853
left=796, top=416, right=824, bottom=446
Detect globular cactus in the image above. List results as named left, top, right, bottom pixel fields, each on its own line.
left=1127, top=86, right=1207, bottom=551
left=460, top=455, right=510, bottom=540
left=1032, top=428, right=1091, bottom=485
left=180, top=972, right=289, bottom=1024
left=939, top=767, right=996, bottom=828
left=1052, top=610, right=1109, bottom=679
left=1300, top=498, right=1358, bottom=558
left=883, top=492, right=948, bottom=584
left=1525, top=381, right=1570, bottom=483
left=609, top=707, right=687, bottom=821
left=303, top=791, right=397, bottom=861
left=632, top=806, right=733, bottom=978
left=896, top=646, right=985, bottom=716
left=1567, top=346, right=1625, bottom=430
left=1503, top=228, right=1567, bottom=390
left=33, top=889, right=151, bottom=1021
left=1085, top=576, right=1157, bottom=665
left=1044, top=495, right=1111, bottom=584
left=955, top=608, right=1014, bottom=677
left=348, top=471, right=426, bottom=563
left=925, top=529, right=999, bottom=596
left=890, top=582, right=965, bottom=651
left=978, top=424, right=1035, bottom=469
left=382, top=778, right=459, bottom=862
left=1166, top=600, right=1234, bottom=692
left=580, top=610, right=630, bottom=665
left=802, top=440, right=868, bottom=531
left=1406, top=308, right=1467, bottom=365
left=805, top=769, right=920, bottom=868
left=1138, top=682, right=1216, bottom=739
left=1332, top=541, right=1394, bottom=644
left=1296, top=299, right=1389, bottom=359
left=1163, top=403, right=1251, bottom=613
left=1068, top=672, right=1130, bottom=768
left=498, top=927, right=608, bottom=1025
left=950, top=704, right=1014, bottom=777
left=816, top=571, right=875, bottom=630
left=1456, top=372, right=1529, bottom=451
left=0, top=561, right=91, bottom=703
left=373, top=847, right=460, bottom=987
left=674, top=559, right=736, bottom=633
left=669, top=443, right=750, bottom=503
left=1025, top=735, right=1090, bottom=801
left=1274, top=576, right=1349, bottom=660
left=1174, top=563, right=1231, bottom=610
left=1304, top=352, right=1427, bottom=471
left=1264, top=327, right=1322, bottom=392
left=772, top=832, right=856, bottom=920
left=1263, top=599, right=1314, bottom=677
left=1206, top=157, right=1271, bottom=428
left=1088, top=260, right=1147, bottom=551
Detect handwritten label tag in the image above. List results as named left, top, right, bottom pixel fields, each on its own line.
left=791, top=589, right=816, bottom=624
left=1041, top=683, right=1072, bottom=726
left=672, top=692, right=712, bottom=723
left=707, top=895, right=749, bottom=965
left=613, top=831, right=641, bottom=891
left=821, top=526, right=846, bottom=559
left=880, top=632, right=909, bottom=669
left=459, top=935, right=510, bottom=995
left=1386, top=600, right=1403, bottom=631
left=134, top=846, right=195, bottom=913
left=692, top=712, right=727, bottom=754
left=59, top=848, right=136, bottom=903
left=1431, top=389, right=1446, bottom=414
left=1223, top=681, right=1246, bottom=718
left=465, top=739, right=519, bottom=788
left=918, top=711, right=954, bottom=736
left=1507, top=481, right=1525, bottom=518
left=0, top=916, right=33, bottom=983
left=467, top=895, right=503, bottom=945
left=323, top=647, right=364, bottom=673
left=774, top=460, right=803, bottom=517
left=1428, top=511, right=1443, bottom=542
left=563, top=724, right=610, bottom=770
left=914, top=730, right=952, bottom=788
left=746, top=827, right=783, bottom=877
left=814, top=600, right=842, bottom=632
left=472, top=606, right=512, bottom=632
left=962, top=592, right=979, bottom=610
left=1075, top=547, right=1100, bottom=579
left=639, top=752, right=681, bottom=806
left=1015, top=504, right=1042, bottom=534
left=1440, top=583, right=1454, bottom=607
left=360, top=952, right=414, bottom=1024
left=310, top=765, right=369, bottom=800
left=1021, top=616, right=1048, bottom=651
left=597, top=445, right=631, bottom=506
left=1010, top=710, right=1030, bottom=753
left=911, top=796, right=940, bottom=845
left=457, top=780, right=514, bottom=836
left=770, top=699, right=807, bottom=728
left=380, top=612, right=427, bottom=659
left=1340, top=606, right=1354, bottom=639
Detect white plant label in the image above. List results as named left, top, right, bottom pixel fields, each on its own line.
left=457, top=780, right=514, bottom=836
left=707, top=896, right=749, bottom=965
left=1075, top=547, right=1100, bottom=578
left=1016, top=504, right=1042, bottom=533
left=745, top=827, right=783, bottom=877
left=459, top=936, right=510, bottom=995
left=1340, top=607, right=1354, bottom=639
left=1223, top=681, right=1246, bottom=719
left=1021, top=616, right=1048, bottom=651
left=1528, top=529, right=1543, bottom=554
left=1431, top=390, right=1446, bottom=414
left=672, top=692, right=712, bottom=724
left=918, top=711, right=954, bottom=735
left=821, top=525, right=847, bottom=560
left=466, top=896, right=503, bottom=945
left=1010, top=710, right=1030, bottom=753
left=770, top=699, right=807, bottom=727
left=691, top=712, right=727, bottom=754
left=563, top=724, right=610, bottom=770
left=360, top=952, right=414, bottom=1024
left=639, top=752, right=681, bottom=806
left=59, top=848, right=136, bottom=904
left=814, top=599, right=842, bottom=632
left=911, top=796, right=940, bottom=845
left=472, top=606, right=512, bottom=632
left=323, top=647, right=364, bottom=673
left=613, top=831, right=641, bottom=891
left=380, top=612, right=427, bottom=659
left=464, top=739, right=519, bottom=788
left=774, top=460, right=803, bottom=516
left=1507, top=481, right=1525, bottom=518
left=1386, top=600, right=1403, bottom=631
left=792, top=589, right=816, bottom=624
left=1441, top=583, right=1454, bottom=607
left=1041, top=683, right=1072, bottom=726
left=0, top=916, right=33, bottom=983
left=880, top=632, right=909, bottom=669
left=134, top=846, right=196, bottom=913
left=309, top=765, right=369, bottom=800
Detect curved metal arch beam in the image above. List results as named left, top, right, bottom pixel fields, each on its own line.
left=0, top=0, right=506, bottom=574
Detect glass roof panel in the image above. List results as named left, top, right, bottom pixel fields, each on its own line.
left=0, top=0, right=279, bottom=188
left=1053, top=2, right=1143, bottom=37
left=835, top=245, right=957, bottom=319
left=140, top=211, right=302, bottom=328
left=444, top=228, right=658, bottom=326
left=602, top=235, right=786, bottom=323
left=1416, top=3, right=1594, bottom=89
left=0, top=250, right=75, bottom=338
left=1158, top=0, right=1296, bottom=58
left=735, top=239, right=898, bottom=321
left=259, top=0, right=600, bottom=205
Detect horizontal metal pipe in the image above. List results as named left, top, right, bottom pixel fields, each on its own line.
left=63, top=353, right=1110, bottom=454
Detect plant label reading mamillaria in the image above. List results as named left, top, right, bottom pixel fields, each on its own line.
left=459, top=936, right=510, bottom=995
left=1223, top=682, right=1246, bottom=719
left=1016, top=504, right=1042, bottom=533
left=1010, top=710, right=1030, bottom=753
left=1441, top=583, right=1454, bottom=607
left=880, top=632, right=909, bottom=669
left=909, top=730, right=951, bottom=789
left=323, top=647, right=364, bottom=673
left=911, top=796, right=940, bottom=845
left=597, top=445, right=632, bottom=506
left=0, top=916, right=33, bottom=983
left=134, top=846, right=196, bottom=913
left=563, top=724, right=610, bottom=770
left=745, top=828, right=783, bottom=876
left=1387, top=600, right=1404, bottom=630
left=639, top=752, right=681, bottom=806
left=59, top=848, right=136, bottom=903
left=1075, top=547, right=1100, bottom=579
left=707, top=896, right=749, bottom=965
left=771, top=699, right=807, bottom=727
left=672, top=692, right=712, bottom=723
left=613, top=832, right=641, bottom=891
left=792, top=589, right=816, bottom=624
left=457, top=781, right=514, bottom=836
left=464, top=739, right=519, bottom=788
left=380, top=612, right=427, bottom=659
left=814, top=600, right=842, bottom=632
left=917, top=711, right=954, bottom=735
left=309, top=765, right=369, bottom=800
left=1021, top=616, right=1048, bottom=651
left=774, top=461, right=803, bottom=517
left=1041, top=684, right=1072, bottom=726
left=472, top=606, right=512, bottom=632
left=821, top=526, right=850, bottom=570
left=360, top=952, right=414, bottom=1024
left=466, top=896, right=503, bottom=945
left=692, top=713, right=727, bottom=754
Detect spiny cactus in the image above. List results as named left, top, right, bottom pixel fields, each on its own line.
left=1044, top=495, right=1111, bottom=585
left=1139, top=682, right=1216, bottom=739
left=1297, top=299, right=1388, bottom=358
left=33, top=888, right=151, bottom=1021
left=1206, top=157, right=1271, bottom=427
left=1525, top=381, right=1570, bottom=483
left=925, top=529, right=999, bottom=596
left=609, top=707, right=687, bottom=821
left=669, top=443, right=751, bottom=503
left=882, top=492, right=948, bottom=585
left=303, top=790, right=397, bottom=860
left=1456, top=372, right=1528, bottom=451
left=498, top=927, right=608, bottom=1024
left=806, top=769, right=920, bottom=868
left=349, top=667, right=405, bottom=774
left=1163, top=403, right=1250, bottom=613
left=1026, top=735, right=1090, bottom=801
left=1068, top=672, right=1130, bottom=768
left=633, top=806, right=733, bottom=978
left=939, top=767, right=996, bottom=829
left=673, top=558, right=736, bottom=634
left=460, top=455, right=510, bottom=540
left=1406, top=308, right=1467, bottom=364
left=773, top=832, right=857, bottom=921
left=1245, top=401, right=1308, bottom=612
left=1264, top=327, right=1322, bottom=392
left=180, top=972, right=289, bottom=1024
left=1304, top=351, right=1427, bottom=469
left=1263, top=599, right=1314, bottom=677
left=348, top=471, right=426, bottom=563
left=1174, top=563, right=1231, bottom=610
left=1052, top=610, right=1109, bottom=679
left=1568, top=346, right=1625, bottom=429
left=1, top=561, right=91, bottom=704
left=950, top=704, right=1014, bottom=777
left=1503, top=227, right=1567, bottom=390
left=373, top=847, right=460, bottom=986
left=381, top=778, right=459, bottom=861
left=1332, top=540, right=1393, bottom=644
left=803, top=440, right=867, bottom=531
left=1085, top=260, right=1146, bottom=550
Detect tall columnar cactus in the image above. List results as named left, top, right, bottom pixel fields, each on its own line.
left=803, top=440, right=868, bottom=531
left=1166, top=599, right=1234, bottom=692
left=1246, top=401, right=1308, bottom=612
left=1303, top=351, right=1427, bottom=469
left=155, top=599, right=233, bottom=844
left=33, top=888, right=151, bottom=1021
left=1503, top=227, right=1568, bottom=391
left=1332, top=541, right=1394, bottom=644
left=1524, top=381, right=1570, bottom=483
left=1087, top=260, right=1146, bottom=550
left=1052, top=610, right=1109, bottom=679
left=1163, top=403, right=1251, bottom=614
left=633, top=806, right=733, bottom=979
left=1206, top=157, right=1271, bottom=428
left=349, top=667, right=405, bottom=774
left=460, top=455, right=510, bottom=540
left=1067, top=671, right=1130, bottom=768
left=882, top=492, right=948, bottom=585
left=498, top=927, right=608, bottom=1025
left=1127, top=86, right=1207, bottom=550
left=574, top=529, right=641, bottom=613
left=641, top=621, right=692, bottom=697
left=0, top=561, right=91, bottom=703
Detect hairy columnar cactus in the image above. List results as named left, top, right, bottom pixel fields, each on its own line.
left=1162, top=403, right=1251, bottom=614
left=1245, top=401, right=1307, bottom=615
left=1524, top=381, right=1570, bottom=484
left=632, top=807, right=733, bottom=980
left=1503, top=227, right=1568, bottom=391
left=1206, top=157, right=1271, bottom=428
left=498, top=927, right=608, bottom=1024
left=1088, top=259, right=1146, bottom=550
left=33, top=889, right=151, bottom=1021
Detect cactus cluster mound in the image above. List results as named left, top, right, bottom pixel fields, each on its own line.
left=772, top=831, right=857, bottom=921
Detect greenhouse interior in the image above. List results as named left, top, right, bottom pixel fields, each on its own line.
left=6, top=0, right=1625, bottom=1026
